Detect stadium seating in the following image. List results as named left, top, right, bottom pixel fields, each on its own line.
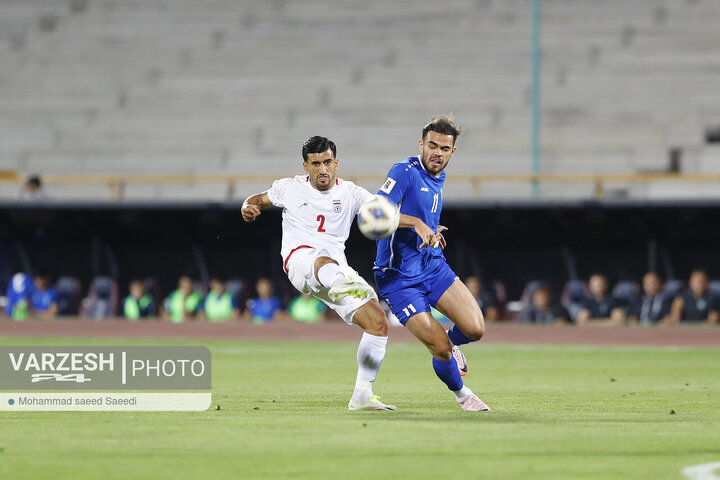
left=662, top=279, right=685, bottom=298
left=612, top=280, right=641, bottom=313
left=2, top=0, right=719, bottom=199
left=79, top=276, right=118, bottom=319
left=561, top=279, right=589, bottom=321
left=55, top=275, right=81, bottom=316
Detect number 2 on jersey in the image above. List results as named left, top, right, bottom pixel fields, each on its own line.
left=316, top=215, right=326, bottom=232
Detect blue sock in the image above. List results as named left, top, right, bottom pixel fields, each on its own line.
left=447, top=325, right=473, bottom=346
left=432, top=356, right=464, bottom=391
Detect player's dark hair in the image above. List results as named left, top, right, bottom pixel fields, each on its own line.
left=34, top=270, right=51, bottom=282
left=690, top=268, right=707, bottom=278
left=302, top=136, right=336, bottom=162
left=422, top=114, right=463, bottom=144
left=27, top=174, right=42, bottom=188
left=645, top=271, right=662, bottom=281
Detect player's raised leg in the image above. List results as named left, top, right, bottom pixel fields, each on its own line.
left=405, top=311, right=490, bottom=411
left=314, top=257, right=374, bottom=302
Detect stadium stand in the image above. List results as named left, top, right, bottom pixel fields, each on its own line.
left=1, top=0, right=720, bottom=200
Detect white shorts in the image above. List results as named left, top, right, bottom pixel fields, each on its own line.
left=284, top=247, right=377, bottom=325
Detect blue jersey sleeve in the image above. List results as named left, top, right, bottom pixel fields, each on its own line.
left=377, top=162, right=413, bottom=205
left=48, top=288, right=59, bottom=304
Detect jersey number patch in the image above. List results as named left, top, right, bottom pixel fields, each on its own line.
left=431, top=193, right=439, bottom=213
left=316, top=215, right=326, bottom=232
left=402, top=304, right=417, bottom=317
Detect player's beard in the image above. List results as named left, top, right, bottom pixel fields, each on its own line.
left=314, top=173, right=333, bottom=190
left=421, top=153, right=446, bottom=175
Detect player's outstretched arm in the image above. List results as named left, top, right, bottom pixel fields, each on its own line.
left=399, top=214, right=447, bottom=249
left=242, top=192, right=272, bottom=222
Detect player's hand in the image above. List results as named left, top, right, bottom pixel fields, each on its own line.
left=415, top=222, right=436, bottom=249
left=242, top=203, right=261, bottom=222
left=433, top=225, right=448, bottom=250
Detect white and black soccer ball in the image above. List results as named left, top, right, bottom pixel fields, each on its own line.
left=357, top=195, right=400, bottom=240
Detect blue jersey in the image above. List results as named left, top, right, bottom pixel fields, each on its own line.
left=5, top=273, right=33, bottom=316
left=248, top=296, right=282, bottom=323
left=374, top=156, right=445, bottom=280
left=31, top=288, right=58, bottom=312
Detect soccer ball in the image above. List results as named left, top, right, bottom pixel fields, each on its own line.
left=357, top=195, right=400, bottom=240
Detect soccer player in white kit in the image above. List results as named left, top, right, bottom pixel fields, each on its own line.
left=241, top=136, right=397, bottom=411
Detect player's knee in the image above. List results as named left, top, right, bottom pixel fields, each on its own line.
left=465, top=321, right=485, bottom=342
left=357, top=301, right=389, bottom=336
left=313, top=256, right=337, bottom=271
left=366, top=314, right=388, bottom=336
left=428, top=335, right=452, bottom=361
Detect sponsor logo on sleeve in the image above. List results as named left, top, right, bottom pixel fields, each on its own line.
left=380, top=177, right=396, bottom=194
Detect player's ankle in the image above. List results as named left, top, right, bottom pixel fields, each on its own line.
left=352, top=380, right=373, bottom=404
left=452, top=386, right=473, bottom=403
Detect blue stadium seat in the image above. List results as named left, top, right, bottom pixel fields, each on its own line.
left=80, top=276, right=118, bottom=319
left=561, top=280, right=589, bottom=322
left=612, top=281, right=641, bottom=312
left=55, top=276, right=81, bottom=316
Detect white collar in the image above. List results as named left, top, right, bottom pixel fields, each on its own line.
left=416, top=155, right=442, bottom=178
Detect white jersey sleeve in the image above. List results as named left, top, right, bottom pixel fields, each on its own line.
left=266, top=177, right=293, bottom=208
left=348, top=183, right=375, bottom=215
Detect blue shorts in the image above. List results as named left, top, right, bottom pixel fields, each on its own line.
left=374, top=259, right=459, bottom=325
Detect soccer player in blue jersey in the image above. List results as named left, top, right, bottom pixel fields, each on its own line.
left=374, top=115, right=491, bottom=411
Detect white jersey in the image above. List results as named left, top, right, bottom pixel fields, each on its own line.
left=266, top=175, right=374, bottom=263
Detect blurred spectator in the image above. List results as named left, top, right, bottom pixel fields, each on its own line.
left=465, top=276, right=499, bottom=321
left=18, top=174, right=48, bottom=201
left=30, top=272, right=59, bottom=319
left=4, top=273, right=33, bottom=320
left=520, top=285, right=569, bottom=325
left=80, top=276, right=119, bottom=319
left=245, top=278, right=283, bottom=323
left=122, top=279, right=157, bottom=320
left=200, top=277, right=240, bottom=322
left=669, top=270, right=719, bottom=324
left=576, top=274, right=626, bottom=326
left=631, top=272, right=672, bottom=326
left=164, top=275, right=203, bottom=323
left=288, top=293, right=327, bottom=323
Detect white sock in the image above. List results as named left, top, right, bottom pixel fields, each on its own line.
left=317, top=263, right=345, bottom=289
left=352, top=332, right=388, bottom=403
left=452, top=386, right=473, bottom=403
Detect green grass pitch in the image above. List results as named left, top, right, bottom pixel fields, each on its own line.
left=1, top=336, right=719, bottom=479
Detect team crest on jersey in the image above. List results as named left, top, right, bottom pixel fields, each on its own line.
left=333, top=200, right=342, bottom=213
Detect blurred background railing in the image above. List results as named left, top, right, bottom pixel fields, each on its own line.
left=2, top=171, right=720, bottom=200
